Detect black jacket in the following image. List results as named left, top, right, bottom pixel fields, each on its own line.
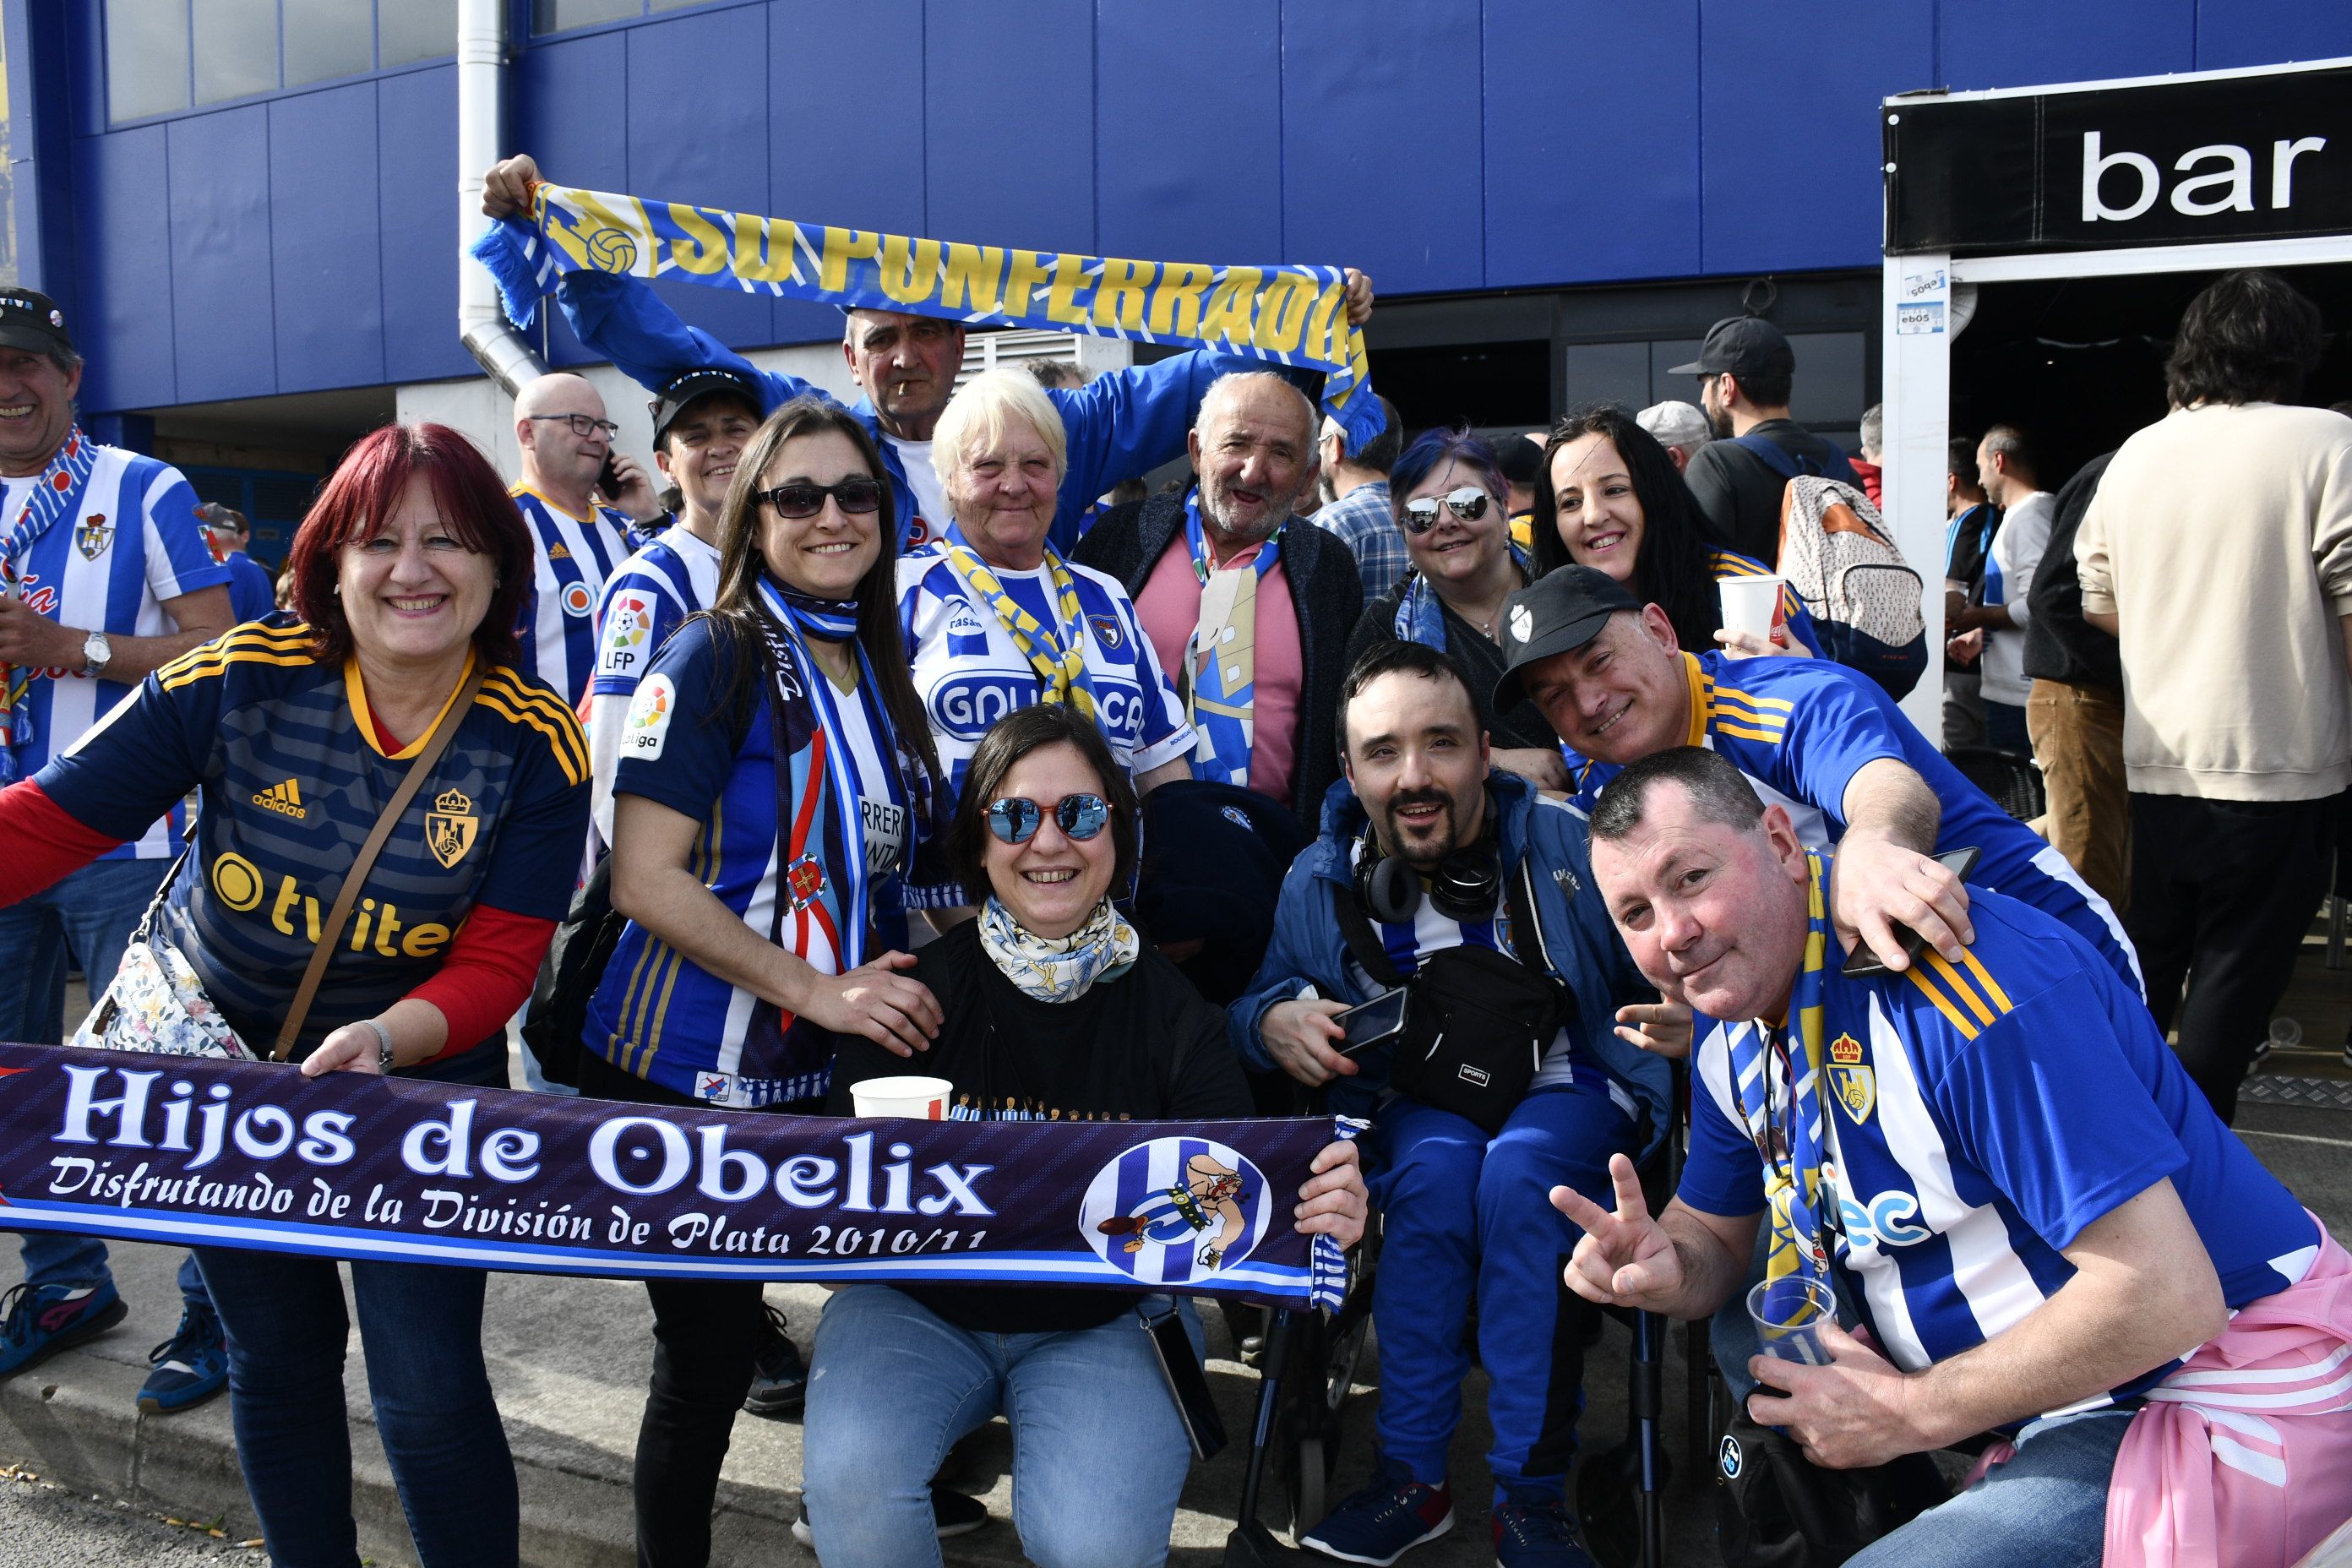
left=2023, top=451, right=2121, bottom=692
left=1075, top=493, right=1363, bottom=823
left=1685, top=419, right=1860, bottom=563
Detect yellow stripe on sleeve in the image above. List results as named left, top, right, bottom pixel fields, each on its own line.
left=1955, top=945, right=2015, bottom=1014
left=1902, top=965, right=1982, bottom=1040
left=1920, top=950, right=1997, bottom=1026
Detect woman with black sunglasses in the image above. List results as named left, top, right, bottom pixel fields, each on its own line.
left=578, top=395, right=955, bottom=1565
left=812, top=703, right=1367, bottom=1568
left=1341, top=426, right=1568, bottom=789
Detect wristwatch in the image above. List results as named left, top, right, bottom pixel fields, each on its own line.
left=78, top=629, right=111, bottom=678
left=362, top=1017, right=396, bottom=1074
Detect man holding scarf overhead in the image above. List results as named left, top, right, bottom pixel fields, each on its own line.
left=1076, top=372, right=1363, bottom=826
left=478, top=155, right=1374, bottom=557
left=0, top=290, right=234, bottom=1413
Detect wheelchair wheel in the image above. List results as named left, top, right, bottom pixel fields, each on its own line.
left=1289, top=1434, right=1327, bottom=1538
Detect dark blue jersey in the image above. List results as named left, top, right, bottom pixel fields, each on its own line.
left=39, top=616, right=590, bottom=1060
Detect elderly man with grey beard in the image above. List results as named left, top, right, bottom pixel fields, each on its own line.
left=1075, top=371, right=1364, bottom=825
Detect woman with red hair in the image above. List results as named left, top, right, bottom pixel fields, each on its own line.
left=0, top=421, right=587, bottom=1566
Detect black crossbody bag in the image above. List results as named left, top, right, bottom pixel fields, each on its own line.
left=1331, top=860, right=1567, bottom=1136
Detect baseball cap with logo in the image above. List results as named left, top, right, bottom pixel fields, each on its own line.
left=1491, top=565, right=1643, bottom=710
left=0, top=290, right=74, bottom=360
left=1669, top=316, right=1795, bottom=380
left=648, top=368, right=762, bottom=445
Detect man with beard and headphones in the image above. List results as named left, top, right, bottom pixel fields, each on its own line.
left=1231, top=640, right=1668, bottom=1567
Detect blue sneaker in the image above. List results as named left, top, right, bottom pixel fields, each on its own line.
left=743, top=1304, right=807, bottom=1418
left=1298, top=1462, right=1453, bottom=1565
left=137, top=1300, right=227, bottom=1414
left=0, top=1279, right=129, bottom=1378
left=1491, top=1497, right=1595, bottom=1567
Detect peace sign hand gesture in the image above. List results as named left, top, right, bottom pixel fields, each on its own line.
left=1550, top=1153, right=1685, bottom=1310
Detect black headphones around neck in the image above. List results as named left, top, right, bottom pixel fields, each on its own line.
left=1353, top=793, right=1502, bottom=925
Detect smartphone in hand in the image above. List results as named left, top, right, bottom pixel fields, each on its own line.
left=1333, top=988, right=1408, bottom=1055
left=1839, top=846, right=1982, bottom=977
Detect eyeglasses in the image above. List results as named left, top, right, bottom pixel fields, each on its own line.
left=755, top=478, right=885, bottom=519
left=986, top=793, right=1110, bottom=846
left=526, top=412, right=621, bottom=440
left=1401, top=487, right=1491, bottom=535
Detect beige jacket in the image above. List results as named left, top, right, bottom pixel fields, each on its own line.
left=2077, top=402, right=2352, bottom=800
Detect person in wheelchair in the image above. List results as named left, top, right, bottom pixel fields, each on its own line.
left=813, top=704, right=1368, bottom=1568
left=1560, top=748, right=2352, bottom=1568
left=1232, top=640, right=1669, bottom=1566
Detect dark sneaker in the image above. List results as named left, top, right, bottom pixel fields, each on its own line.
left=742, top=1304, right=807, bottom=1418
left=1492, top=1497, right=1595, bottom=1567
left=137, top=1300, right=228, bottom=1414
left=0, top=1279, right=129, bottom=1378
left=1298, top=1462, right=1454, bottom=1565
left=792, top=1486, right=990, bottom=1545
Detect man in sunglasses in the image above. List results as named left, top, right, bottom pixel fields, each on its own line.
left=481, top=155, right=1371, bottom=558
left=1231, top=640, right=1667, bottom=1566
left=510, top=372, right=662, bottom=708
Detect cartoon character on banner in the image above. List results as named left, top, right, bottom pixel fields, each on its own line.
left=1080, top=1137, right=1269, bottom=1279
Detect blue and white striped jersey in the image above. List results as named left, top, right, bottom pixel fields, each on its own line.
left=896, top=545, right=1192, bottom=907
left=1680, top=887, right=2317, bottom=1409
left=1568, top=651, right=2139, bottom=991
left=509, top=487, right=643, bottom=709
left=1, top=447, right=229, bottom=858
left=585, top=527, right=721, bottom=841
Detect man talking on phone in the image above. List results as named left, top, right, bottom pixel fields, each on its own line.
left=1560, top=747, right=2349, bottom=1568
left=1231, top=640, right=1665, bottom=1566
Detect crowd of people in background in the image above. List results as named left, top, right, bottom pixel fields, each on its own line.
left=0, top=148, right=2347, bottom=1568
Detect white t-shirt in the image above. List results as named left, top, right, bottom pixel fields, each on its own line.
left=1981, top=489, right=2052, bottom=708
left=883, top=435, right=949, bottom=549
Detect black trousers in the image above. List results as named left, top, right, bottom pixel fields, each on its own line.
left=2126, top=792, right=2334, bottom=1124
left=576, top=1054, right=766, bottom=1568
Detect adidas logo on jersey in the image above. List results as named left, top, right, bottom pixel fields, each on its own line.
left=251, top=779, right=307, bottom=819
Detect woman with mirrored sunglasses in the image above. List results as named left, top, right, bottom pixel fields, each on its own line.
left=814, top=704, right=1367, bottom=1568
left=1342, top=426, right=1569, bottom=789
left=896, top=371, right=1196, bottom=924
left=1531, top=402, right=1821, bottom=660
left=579, top=396, right=955, bottom=1566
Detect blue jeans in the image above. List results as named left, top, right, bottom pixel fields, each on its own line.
left=1848, top=1409, right=2132, bottom=1568
left=193, top=1248, right=515, bottom=1568
left=803, top=1283, right=1200, bottom=1568
left=2, top=856, right=205, bottom=1309
left=1369, top=1083, right=1636, bottom=1505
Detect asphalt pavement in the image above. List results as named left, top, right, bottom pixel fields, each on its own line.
left=0, top=1468, right=267, bottom=1565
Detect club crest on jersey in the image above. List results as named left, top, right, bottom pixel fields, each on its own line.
left=784, top=853, right=826, bottom=912
left=1220, top=805, right=1251, bottom=830
left=1087, top=612, right=1123, bottom=651
left=560, top=581, right=596, bottom=618
left=1827, top=1032, right=1875, bottom=1122
left=424, top=789, right=479, bottom=868
left=1080, top=1136, right=1270, bottom=1284
left=74, top=514, right=112, bottom=561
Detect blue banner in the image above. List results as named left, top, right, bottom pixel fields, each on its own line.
left=0, top=1044, right=1349, bottom=1309
left=471, top=182, right=1383, bottom=455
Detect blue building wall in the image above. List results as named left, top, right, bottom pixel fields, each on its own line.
left=23, top=0, right=2352, bottom=416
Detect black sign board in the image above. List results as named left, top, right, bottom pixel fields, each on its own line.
left=1886, top=63, right=2351, bottom=256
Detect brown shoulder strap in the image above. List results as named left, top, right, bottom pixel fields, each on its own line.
left=271, top=663, right=488, bottom=1061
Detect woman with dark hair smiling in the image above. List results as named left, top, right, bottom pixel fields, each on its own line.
left=1532, top=402, right=1820, bottom=659
left=0, top=421, right=590, bottom=1565
left=809, top=703, right=1368, bottom=1568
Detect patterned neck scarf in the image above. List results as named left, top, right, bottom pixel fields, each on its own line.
left=767, top=580, right=860, bottom=642
left=940, top=524, right=1097, bottom=721
left=1391, top=542, right=1532, bottom=656
left=977, top=896, right=1140, bottom=1004
left=0, top=425, right=98, bottom=779
left=1182, top=488, right=1282, bottom=787
left=1729, top=849, right=1837, bottom=1290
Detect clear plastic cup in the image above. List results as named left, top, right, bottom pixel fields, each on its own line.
left=849, top=1075, right=952, bottom=1119
left=1747, top=1275, right=1838, bottom=1366
left=1718, top=575, right=1788, bottom=646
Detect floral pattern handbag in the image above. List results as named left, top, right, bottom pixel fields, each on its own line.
left=69, top=836, right=255, bottom=1061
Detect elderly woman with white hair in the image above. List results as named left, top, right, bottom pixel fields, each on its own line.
left=896, top=369, right=1196, bottom=918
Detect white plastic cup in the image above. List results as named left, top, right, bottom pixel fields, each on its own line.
left=1747, top=1276, right=1838, bottom=1366
left=1718, top=575, right=1788, bottom=646
left=850, top=1075, right=952, bottom=1120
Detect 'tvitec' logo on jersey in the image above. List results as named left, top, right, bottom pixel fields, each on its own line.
left=1080, top=1136, right=1270, bottom=1286
left=74, top=514, right=112, bottom=561
left=424, top=789, right=479, bottom=868
left=1827, top=1032, right=1875, bottom=1122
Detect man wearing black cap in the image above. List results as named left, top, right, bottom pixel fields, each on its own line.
left=1673, top=317, right=1859, bottom=564
left=1490, top=565, right=2139, bottom=991
left=0, top=288, right=234, bottom=1416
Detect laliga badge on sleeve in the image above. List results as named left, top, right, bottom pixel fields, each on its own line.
left=623, top=673, right=676, bottom=760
